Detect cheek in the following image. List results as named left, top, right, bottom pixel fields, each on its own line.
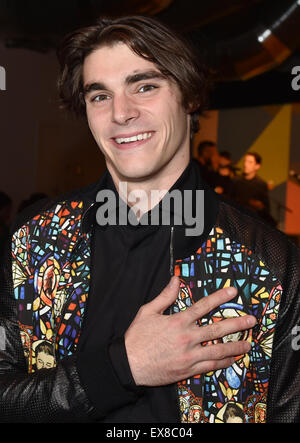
left=87, top=112, right=107, bottom=143
left=167, top=107, right=189, bottom=143
left=160, top=102, right=187, bottom=137
left=86, top=110, right=97, bottom=135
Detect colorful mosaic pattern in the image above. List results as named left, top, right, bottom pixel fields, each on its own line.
left=11, top=207, right=281, bottom=421
left=12, top=201, right=91, bottom=373
left=174, top=226, right=281, bottom=423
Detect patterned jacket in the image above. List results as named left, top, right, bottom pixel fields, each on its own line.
left=0, top=164, right=300, bottom=423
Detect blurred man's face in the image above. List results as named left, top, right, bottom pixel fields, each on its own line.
left=218, top=155, right=231, bottom=176
left=243, top=154, right=260, bottom=177
left=83, top=43, right=190, bottom=186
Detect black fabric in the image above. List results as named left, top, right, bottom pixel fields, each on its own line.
left=76, top=159, right=218, bottom=422
left=231, top=175, right=270, bottom=215
left=194, top=160, right=219, bottom=189
left=213, top=173, right=234, bottom=198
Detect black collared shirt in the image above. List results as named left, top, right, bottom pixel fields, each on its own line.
left=77, top=160, right=219, bottom=422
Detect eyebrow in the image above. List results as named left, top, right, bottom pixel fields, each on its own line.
left=83, top=70, right=166, bottom=96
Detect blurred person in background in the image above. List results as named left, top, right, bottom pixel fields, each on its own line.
left=214, top=151, right=235, bottom=198
left=231, top=152, right=275, bottom=225
left=195, top=140, right=219, bottom=187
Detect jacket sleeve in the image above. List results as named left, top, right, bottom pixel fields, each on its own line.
left=0, top=319, right=94, bottom=422
left=0, top=316, right=142, bottom=422
left=0, top=228, right=96, bottom=423
left=0, top=228, right=141, bottom=422
left=76, top=338, right=144, bottom=419
left=218, top=201, right=300, bottom=423
left=266, top=238, right=300, bottom=423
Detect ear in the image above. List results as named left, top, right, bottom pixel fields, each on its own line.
left=186, top=101, right=201, bottom=114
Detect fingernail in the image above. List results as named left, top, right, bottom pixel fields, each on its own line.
left=247, top=316, right=257, bottom=327
left=226, top=287, right=237, bottom=297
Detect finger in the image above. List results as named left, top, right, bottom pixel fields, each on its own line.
left=192, top=340, right=252, bottom=372
left=194, top=357, right=236, bottom=375
left=184, top=287, right=238, bottom=324
left=196, top=314, right=257, bottom=345
left=147, top=276, right=180, bottom=314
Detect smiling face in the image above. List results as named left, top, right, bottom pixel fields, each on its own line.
left=83, top=42, right=191, bottom=189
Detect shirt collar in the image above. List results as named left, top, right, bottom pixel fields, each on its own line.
left=80, top=159, right=219, bottom=259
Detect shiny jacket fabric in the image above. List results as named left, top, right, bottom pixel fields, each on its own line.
left=0, top=164, right=300, bottom=423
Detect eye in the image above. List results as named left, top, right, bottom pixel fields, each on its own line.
left=91, top=94, right=111, bottom=103
left=137, top=84, right=158, bottom=93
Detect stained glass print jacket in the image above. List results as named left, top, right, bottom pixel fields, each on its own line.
left=0, top=160, right=300, bottom=423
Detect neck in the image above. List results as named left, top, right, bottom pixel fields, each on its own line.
left=244, top=171, right=256, bottom=180
left=109, top=155, right=190, bottom=218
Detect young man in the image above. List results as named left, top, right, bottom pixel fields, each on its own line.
left=0, top=16, right=299, bottom=423
left=231, top=152, right=274, bottom=224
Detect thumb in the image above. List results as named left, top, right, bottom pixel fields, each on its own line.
left=148, top=276, right=180, bottom=314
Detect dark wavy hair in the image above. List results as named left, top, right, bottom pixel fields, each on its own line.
left=57, top=15, right=210, bottom=134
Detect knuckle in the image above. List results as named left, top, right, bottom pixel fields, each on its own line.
left=237, top=339, right=251, bottom=353
left=202, top=356, right=233, bottom=374
left=166, top=353, right=193, bottom=381
left=212, top=345, right=227, bottom=360
left=208, top=360, right=219, bottom=371
left=204, top=322, right=222, bottom=341
left=202, top=359, right=220, bottom=373
left=215, top=358, right=233, bottom=371
left=178, top=332, right=192, bottom=348
left=177, top=351, right=193, bottom=371
left=170, top=313, right=185, bottom=329
left=200, top=292, right=221, bottom=311
left=137, top=305, right=146, bottom=315
left=190, top=302, right=203, bottom=316
left=137, top=304, right=148, bottom=317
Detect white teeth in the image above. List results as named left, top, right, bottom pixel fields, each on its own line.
left=115, top=132, right=152, bottom=144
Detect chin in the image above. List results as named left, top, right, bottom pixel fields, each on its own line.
left=116, top=160, right=158, bottom=181
left=119, top=168, right=154, bottom=182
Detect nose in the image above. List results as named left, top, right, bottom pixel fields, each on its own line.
left=111, top=93, right=139, bottom=125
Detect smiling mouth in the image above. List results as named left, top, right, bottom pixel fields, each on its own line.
left=113, top=132, right=153, bottom=145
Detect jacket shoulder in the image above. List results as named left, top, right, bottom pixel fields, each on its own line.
left=217, top=199, right=300, bottom=318
left=217, top=199, right=300, bottom=279
left=10, top=176, right=106, bottom=235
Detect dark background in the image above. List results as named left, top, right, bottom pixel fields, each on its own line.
left=1, top=0, right=300, bottom=107
left=0, top=0, right=300, bottom=231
